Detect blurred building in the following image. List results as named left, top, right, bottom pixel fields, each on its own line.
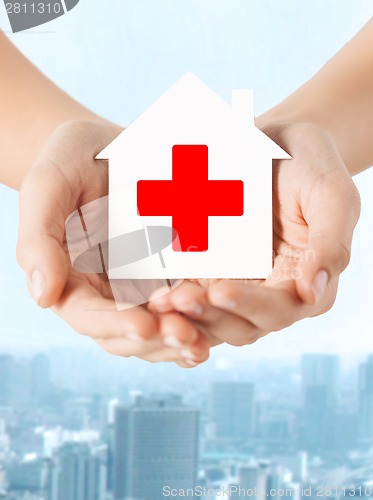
left=358, top=355, right=373, bottom=448
left=266, top=466, right=288, bottom=500
left=237, top=462, right=268, bottom=500
left=0, top=356, right=15, bottom=407
left=301, top=354, right=339, bottom=453
left=0, top=421, right=10, bottom=462
left=212, top=382, right=255, bottom=445
left=0, top=354, right=51, bottom=409
left=271, top=453, right=308, bottom=483
left=6, top=455, right=46, bottom=493
left=43, top=428, right=101, bottom=458
left=113, top=393, right=199, bottom=500
left=46, top=442, right=107, bottom=500
left=261, top=410, right=294, bottom=453
left=30, top=354, right=51, bottom=405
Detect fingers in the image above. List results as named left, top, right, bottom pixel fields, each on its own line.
left=52, top=275, right=159, bottom=340
left=133, top=331, right=210, bottom=368
left=159, top=312, right=199, bottom=347
left=143, top=324, right=210, bottom=367
left=150, top=282, right=262, bottom=347
left=207, top=280, right=311, bottom=333
left=96, top=330, right=209, bottom=366
left=53, top=276, right=209, bottom=366
left=17, top=165, right=71, bottom=308
left=175, top=332, right=211, bottom=368
left=296, top=170, right=361, bottom=304
left=149, top=306, right=210, bottom=364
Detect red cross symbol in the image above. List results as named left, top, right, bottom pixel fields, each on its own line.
left=137, top=145, right=244, bottom=252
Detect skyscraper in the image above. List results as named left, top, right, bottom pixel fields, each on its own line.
left=12, top=358, right=32, bottom=407
left=301, top=354, right=339, bottom=453
left=47, top=442, right=107, bottom=500
left=113, top=393, right=199, bottom=500
left=238, top=463, right=267, bottom=500
left=7, top=456, right=45, bottom=493
left=358, top=355, right=373, bottom=447
left=0, top=421, right=10, bottom=462
left=0, top=356, right=15, bottom=407
left=0, top=355, right=35, bottom=408
left=212, top=382, right=255, bottom=443
left=266, top=466, right=286, bottom=500
left=30, top=353, right=51, bottom=405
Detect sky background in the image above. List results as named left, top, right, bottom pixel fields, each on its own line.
left=0, top=1, right=372, bottom=359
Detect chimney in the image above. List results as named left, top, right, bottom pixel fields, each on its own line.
left=231, top=89, right=255, bottom=123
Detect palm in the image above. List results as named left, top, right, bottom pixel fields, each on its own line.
left=269, top=156, right=338, bottom=312
left=168, top=122, right=360, bottom=349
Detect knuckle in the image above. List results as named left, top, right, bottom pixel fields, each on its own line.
left=314, top=283, right=338, bottom=316
left=94, top=338, right=111, bottom=353
left=247, top=334, right=262, bottom=345
left=228, top=337, right=248, bottom=347
left=278, top=314, right=296, bottom=331
left=20, top=165, right=48, bottom=196
left=336, top=241, right=351, bottom=272
left=351, top=184, right=362, bottom=221
left=99, top=343, right=118, bottom=357
left=93, top=331, right=112, bottom=341
left=15, top=242, right=28, bottom=269
left=194, top=356, right=209, bottom=366
left=229, top=332, right=261, bottom=347
left=19, top=171, right=35, bottom=196
left=71, top=321, right=107, bottom=341
left=268, top=311, right=296, bottom=332
left=320, top=299, right=335, bottom=315
left=94, top=338, right=130, bottom=358
left=72, top=324, right=90, bottom=338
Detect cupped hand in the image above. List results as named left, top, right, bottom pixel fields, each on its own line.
left=149, top=121, right=361, bottom=347
left=16, top=119, right=209, bottom=366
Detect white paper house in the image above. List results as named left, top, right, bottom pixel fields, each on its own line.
left=96, top=73, right=290, bottom=280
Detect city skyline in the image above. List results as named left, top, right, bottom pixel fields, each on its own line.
left=1, top=350, right=373, bottom=498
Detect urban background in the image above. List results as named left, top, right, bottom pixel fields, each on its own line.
left=1, top=348, right=373, bottom=499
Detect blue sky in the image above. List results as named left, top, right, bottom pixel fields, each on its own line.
left=0, top=1, right=372, bottom=356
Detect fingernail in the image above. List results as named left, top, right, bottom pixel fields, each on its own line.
left=164, top=336, right=183, bottom=348
left=225, top=299, right=238, bottom=310
left=178, top=303, right=204, bottom=316
left=313, top=270, right=328, bottom=300
left=211, top=296, right=237, bottom=310
left=185, top=359, right=199, bottom=367
left=30, top=270, right=45, bottom=304
left=127, top=332, right=145, bottom=344
left=181, top=349, right=196, bottom=360
left=149, top=299, right=171, bottom=313
left=190, top=303, right=204, bottom=316
left=152, top=305, right=170, bottom=313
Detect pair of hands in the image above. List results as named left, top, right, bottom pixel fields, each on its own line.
left=16, top=118, right=360, bottom=367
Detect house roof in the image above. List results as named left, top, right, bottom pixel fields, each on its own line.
left=97, top=73, right=290, bottom=160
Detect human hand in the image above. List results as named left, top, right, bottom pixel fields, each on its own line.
left=16, top=119, right=210, bottom=367
left=149, top=122, right=361, bottom=347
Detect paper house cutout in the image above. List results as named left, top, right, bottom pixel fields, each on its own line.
left=96, top=73, right=290, bottom=280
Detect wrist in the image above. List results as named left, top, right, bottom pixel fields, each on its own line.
left=13, top=113, right=118, bottom=191
left=257, top=100, right=330, bottom=137
left=257, top=98, right=370, bottom=176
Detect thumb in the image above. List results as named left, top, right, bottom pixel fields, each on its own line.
left=296, top=179, right=361, bottom=305
left=17, top=166, right=70, bottom=308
